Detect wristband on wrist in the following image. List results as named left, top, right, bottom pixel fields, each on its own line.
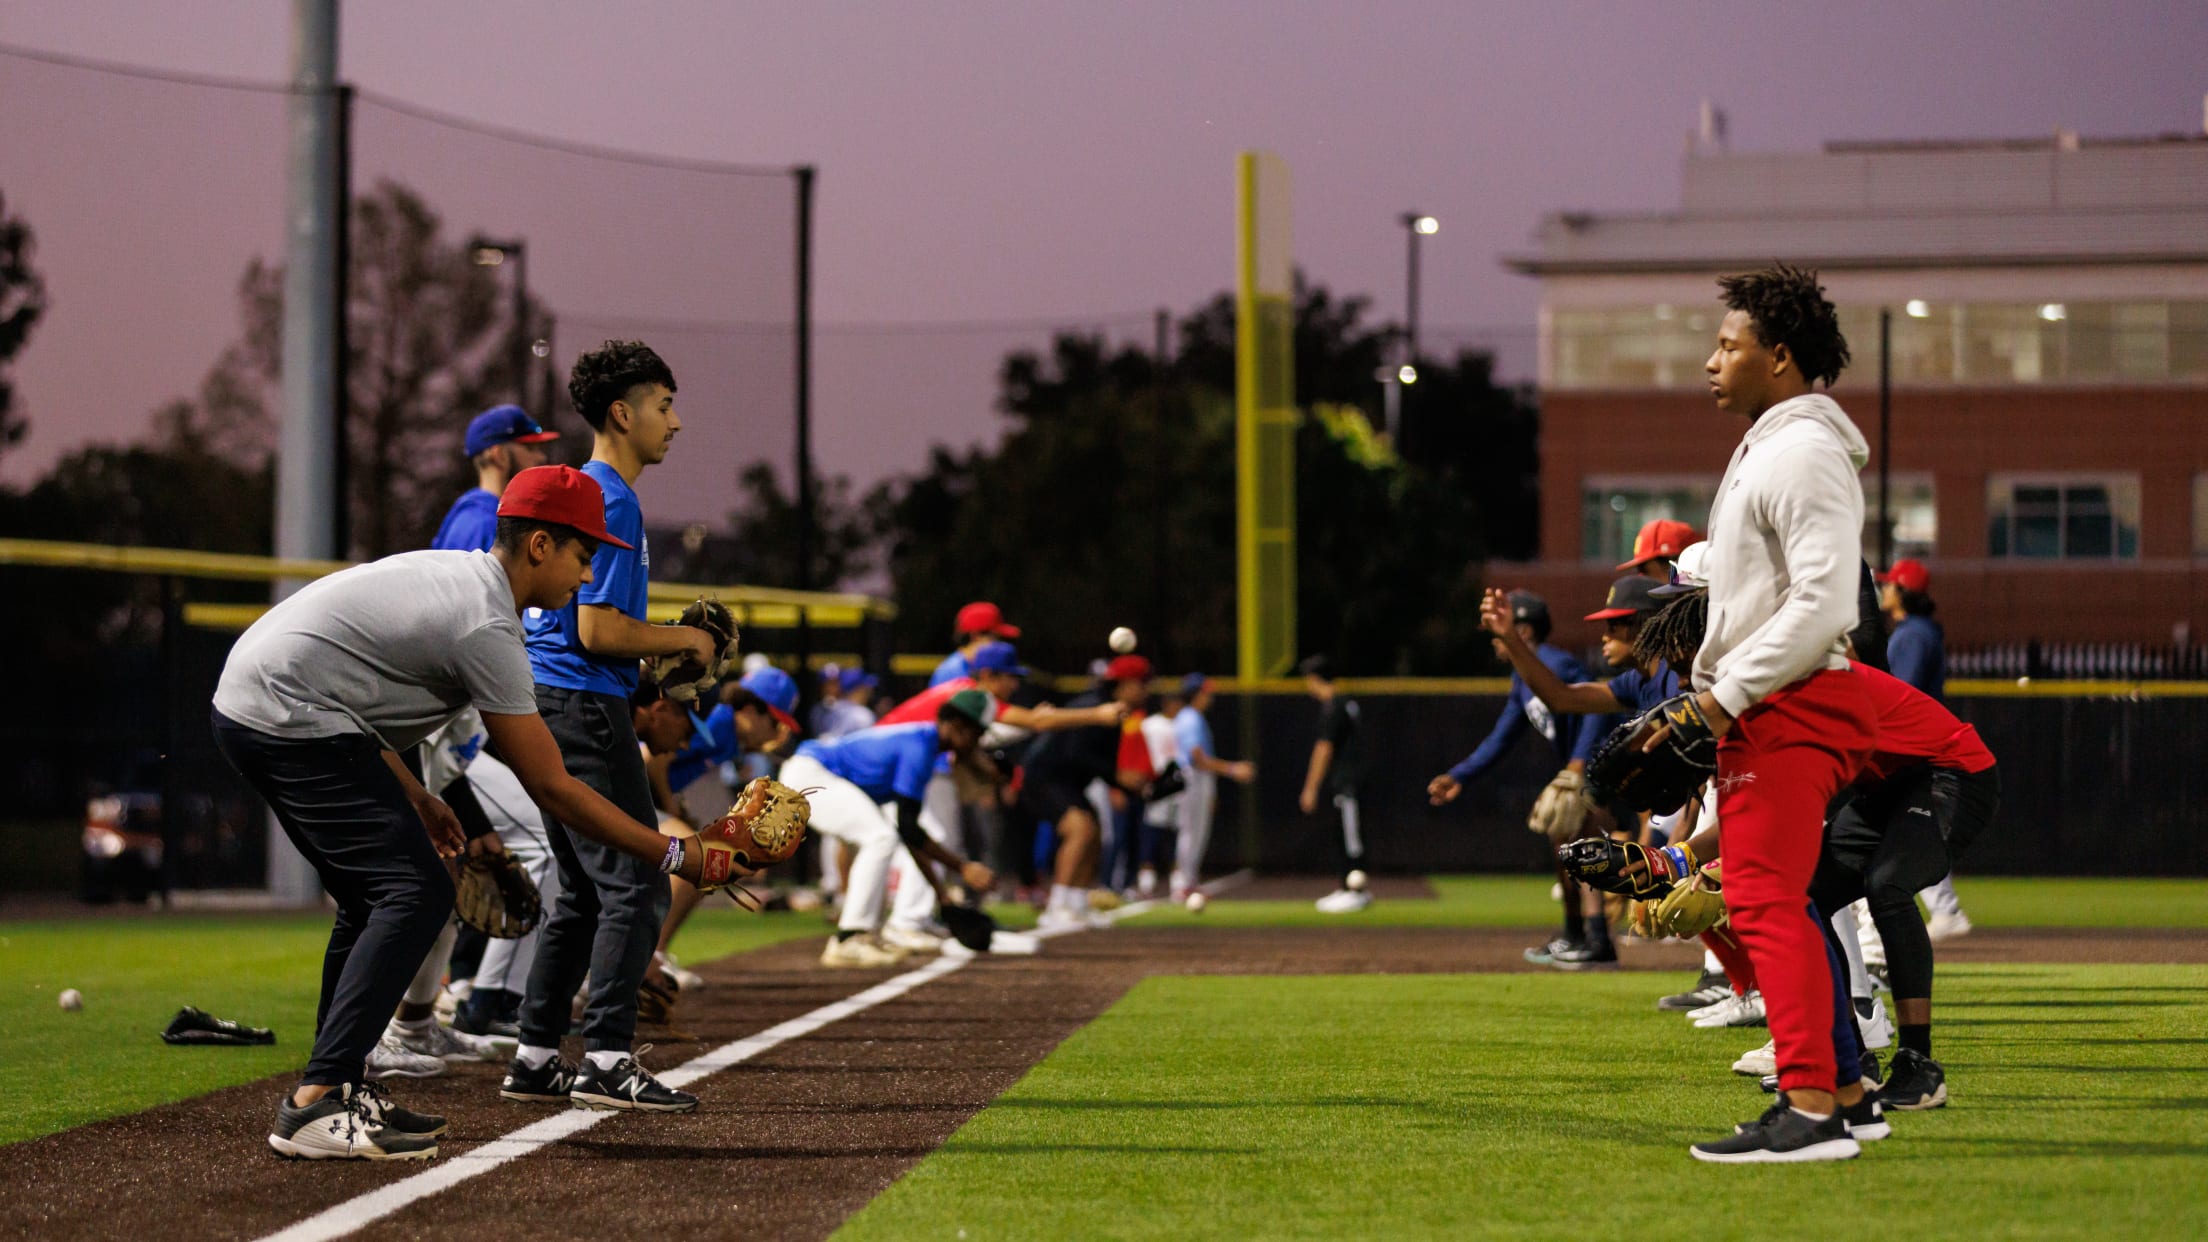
left=1659, top=844, right=1692, bottom=879
left=660, top=837, right=685, bottom=875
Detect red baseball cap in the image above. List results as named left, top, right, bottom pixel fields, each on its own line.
left=1617, top=518, right=1698, bottom=571
left=1878, top=559, right=1930, bottom=593
left=954, top=601, right=1021, bottom=640
left=1104, top=654, right=1153, bottom=683
left=496, top=465, right=633, bottom=549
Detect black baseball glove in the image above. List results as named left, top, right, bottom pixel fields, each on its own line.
left=1556, top=837, right=1696, bottom=900
left=1583, top=692, right=1719, bottom=815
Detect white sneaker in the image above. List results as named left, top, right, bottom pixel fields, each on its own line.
left=388, top=1018, right=501, bottom=1064
left=1315, top=889, right=1373, bottom=914
left=1037, top=908, right=1113, bottom=933
left=268, top=1084, right=439, bottom=1161
left=654, top=951, right=705, bottom=991
left=1136, top=867, right=1158, bottom=897
left=1686, top=991, right=1744, bottom=1021
left=1926, top=911, right=1973, bottom=942
left=1732, top=1038, right=1776, bottom=1076
left=989, top=930, right=1044, bottom=955
left=1853, top=995, right=1895, bottom=1051
left=819, top=934, right=906, bottom=969
left=364, top=1031, right=448, bottom=1080
left=940, top=937, right=978, bottom=960
left=1855, top=903, right=1889, bottom=986
left=881, top=924, right=945, bottom=954
left=1692, top=990, right=1766, bottom=1029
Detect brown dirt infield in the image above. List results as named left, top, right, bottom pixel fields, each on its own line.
left=3, top=923, right=2202, bottom=1241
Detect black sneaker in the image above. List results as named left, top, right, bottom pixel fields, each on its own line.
left=570, top=1051, right=698, bottom=1113
left=162, top=1006, right=276, bottom=1046
left=354, top=1080, right=448, bottom=1137
left=1523, top=937, right=1580, bottom=965
left=1692, top=1104, right=1859, bottom=1163
left=1881, top=1048, right=1948, bottom=1110
left=268, top=1084, right=438, bottom=1161
left=1550, top=942, right=1619, bottom=971
left=455, top=991, right=522, bottom=1041
left=1843, top=1089, right=1890, bottom=1141
left=1658, top=970, right=1733, bottom=1012
left=500, top=1055, right=578, bottom=1104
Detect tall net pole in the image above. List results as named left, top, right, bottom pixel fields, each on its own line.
left=1235, top=150, right=1294, bottom=866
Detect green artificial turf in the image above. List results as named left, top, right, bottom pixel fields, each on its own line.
left=0, top=905, right=820, bottom=1146
left=1120, top=874, right=2208, bottom=930
left=839, top=963, right=2208, bottom=1241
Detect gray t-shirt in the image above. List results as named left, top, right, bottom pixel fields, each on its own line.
left=213, top=550, right=538, bottom=751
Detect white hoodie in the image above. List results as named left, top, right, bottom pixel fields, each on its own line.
left=1691, top=392, right=1870, bottom=718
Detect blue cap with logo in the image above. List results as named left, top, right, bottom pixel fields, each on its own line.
left=464, top=404, right=559, bottom=458
left=968, top=641, right=1027, bottom=677
left=739, top=666, right=801, bottom=731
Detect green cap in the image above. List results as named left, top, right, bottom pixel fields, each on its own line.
left=942, top=688, right=996, bottom=727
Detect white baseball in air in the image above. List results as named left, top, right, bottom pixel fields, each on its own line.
left=58, top=988, right=83, bottom=1011
left=1345, top=869, right=1368, bottom=893
left=1185, top=891, right=1207, bottom=913
left=1108, top=627, right=1138, bottom=654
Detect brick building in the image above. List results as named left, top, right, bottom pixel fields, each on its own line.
left=1495, top=122, right=2208, bottom=656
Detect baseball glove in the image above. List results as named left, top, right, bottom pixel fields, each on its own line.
left=454, top=850, right=543, bottom=939
left=939, top=901, right=997, bottom=953
left=636, top=973, right=679, bottom=1025
left=1644, top=863, right=1726, bottom=938
left=1526, top=768, right=1591, bottom=844
left=1583, top=693, right=1719, bottom=815
left=645, top=597, right=741, bottom=704
left=695, top=776, right=812, bottom=893
left=1555, top=836, right=1695, bottom=900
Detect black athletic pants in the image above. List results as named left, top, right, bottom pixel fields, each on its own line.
left=515, top=686, right=669, bottom=1054
left=1812, top=764, right=2001, bottom=1001
left=212, top=711, right=455, bottom=1087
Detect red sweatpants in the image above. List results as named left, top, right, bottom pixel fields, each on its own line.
left=1714, top=668, right=1875, bottom=1095
left=1702, top=926, right=1755, bottom=994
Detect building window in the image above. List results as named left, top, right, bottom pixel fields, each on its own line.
left=1987, top=476, right=2139, bottom=560
left=1862, top=474, right=1936, bottom=563
left=1581, top=477, right=1718, bottom=562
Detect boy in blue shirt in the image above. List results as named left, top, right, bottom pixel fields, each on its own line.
left=505, top=342, right=724, bottom=1115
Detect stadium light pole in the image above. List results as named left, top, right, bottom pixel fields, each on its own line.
left=1400, top=213, right=1438, bottom=359
left=467, top=236, right=530, bottom=410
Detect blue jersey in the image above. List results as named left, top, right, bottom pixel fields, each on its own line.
left=432, top=487, right=500, bottom=553
left=1887, top=615, right=1946, bottom=702
left=1606, top=660, right=1682, bottom=715
left=796, top=721, right=941, bottom=803
left=1447, top=643, right=1604, bottom=785
left=928, top=651, right=973, bottom=688
left=525, top=461, right=649, bottom=696
left=1172, top=704, right=1214, bottom=767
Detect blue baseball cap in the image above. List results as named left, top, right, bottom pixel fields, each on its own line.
left=839, top=667, right=878, bottom=694
left=969, top=641, right=1027, bottom=677
left=1180, top=672, right=1210, bottom=698
left=464, top=404, right=559, bottom=458
left=739, top=666, right=801, bottom=731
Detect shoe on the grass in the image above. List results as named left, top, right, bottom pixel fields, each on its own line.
left=1692, top=1102, right=1859, bottom=1163
left=353, top=1080, right=447, bottom=1137
left=365, top=1031, right=447, bottom=1080
left=1314, top=888, right=1372, bottom=914
left=1550, top=942, right=1618, bottom=971
left=880, top=923, right=945, bottom=954
left=1926, top=911, right=1973, bottom=942
left=1842, top=1088, right=1890, bottom=1141
left=821, top=934, right=907, bottom=968
left=1732, top=1039, right=1776, bottom=1077
left=570, top=1050, right=697, bottom=1113
left=1880, top=1048, right=1948, bottom=1109
left=1692, top=990, right=1766, bottom=1029
left=654, top=951, right=705, bottom=991
left=1659, top=971, right=1733, bottom=1012
left=1853, top=995, right=1894, bottom=1051
left=388, top=1017, right=503, bottom=1064
left=500, top=1055, right=577, bottom=1104
left=1523, top=936, right=1578, bottom=966
left=161, top=1006, right=276, bottom=1046
left=268, top=1084, right=438, bottom=1161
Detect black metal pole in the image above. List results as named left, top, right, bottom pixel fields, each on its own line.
left=794, top=165, right=816, bottom=594
left=512, top=244, right=529, bottom=409
left=1152, top=307, right=1171, bottom=669
left=1406, top=227, right=1421, bottom=360
left=332, top=82, right=353, bottom=559
left=1878, top=307, right=1893, bottom=569
left=158, top=575, right=181, bottom=907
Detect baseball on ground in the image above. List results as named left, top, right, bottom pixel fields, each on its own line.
left=58, top=989, right=83, bottom=1011
left=1185, top=891, right=1207, bottom=913
left=1345, top=869, right=1368, bottom=892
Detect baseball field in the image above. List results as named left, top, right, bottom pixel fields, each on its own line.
left=4, top=874, right=2205, bottom=1241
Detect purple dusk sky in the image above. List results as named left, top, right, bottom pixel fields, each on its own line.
left=2, top=0, right=2204, bottom=509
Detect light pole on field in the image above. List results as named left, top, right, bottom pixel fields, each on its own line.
left=467, top=235, right=530, bottom=410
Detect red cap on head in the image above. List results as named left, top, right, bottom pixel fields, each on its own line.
left=496, top=465, right=634, bottom=549
left=1878, top=559, right=1930, bottom=593
left=1617, top=519, right=1698, bottom=571
left=1104, top=654, right=1152, bottom=683
left=954, top=601, right=1021, bottom=640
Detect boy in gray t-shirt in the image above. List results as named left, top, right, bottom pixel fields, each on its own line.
left=213, top=465, right=723, bottom=1163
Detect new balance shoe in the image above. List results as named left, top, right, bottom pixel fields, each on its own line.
left=570, top=1050, right=697, bottom=1113
left=268, top=1084, right=438, bottom=1161
left=821, top=934, right=907, bottom=968
left=1732, top=1039, right=1776, bottom=1077
left=1853, top=995, right=1895, bottom=1051
left=1314, top=888, right=1373, bottom=914
left=1926, top=911, right=1973, bottom=942
left=1523, top=937, right=1579, bottom=966
left=1692, top=990, right=1766, bottom=1029
left=499, top=1055, right=577, bottom=1104
left=364, top=1031, right=447, bottom=1080
left=880, top=924, right=946, bottom=954
left=388, top=1017, right=503, bottom=1064
left=1880, top=1048, right=1949, bottom=1110
left=1550, top=942, right=1619, bottom=971
left=1691, top=1103, right=1859, bottom=1163
left=1658, top=971, right=1734, bottom=1012
left=353, top=1080, right=447, bottom=1137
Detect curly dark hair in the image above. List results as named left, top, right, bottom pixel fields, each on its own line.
left=1717, top=264, right=1850, bottom=388
left=1632, top=588, right=1707, bottom=671
left=568, top=340, right=677, bottom=431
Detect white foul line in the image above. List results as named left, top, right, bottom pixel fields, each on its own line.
left=258, top=953, right=969, bottom=1242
